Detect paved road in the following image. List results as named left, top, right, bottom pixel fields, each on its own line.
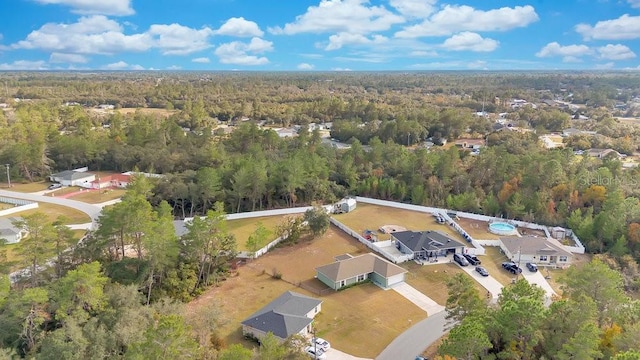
left=0, top=189, right=102, bottom=223
left=377, top=310, right=448, bottom=360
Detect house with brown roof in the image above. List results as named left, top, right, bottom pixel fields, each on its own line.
left=499, top=236, right=573, bottom=268
left=315, top=253, right=407, bottom=290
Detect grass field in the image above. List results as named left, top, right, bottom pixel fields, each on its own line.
left=187, top=225, right=426, bottom=358
left=334, top=203, right=466, bottom=243
left=227, top=215, right=298, bottom=252
left=11, top=202, right=91, bottom=224
left=1, top=182, right=49, bottom=193
left=69, top=189, right=126, bottom=204
left=479, top=246, right=520, bottom=286
left=403, top=262, right=489, bottom=305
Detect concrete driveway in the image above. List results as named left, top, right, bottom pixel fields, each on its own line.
left=393, top=282, right=445, bottom=315
left=326, top=348, right=371, bottom=360
left=457, top=264, right=504, bottom=300
left=521, top=268, right=557, bottom=305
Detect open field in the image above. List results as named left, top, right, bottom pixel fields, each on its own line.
left=116, top=108, right=178, bottom=117
left=334, top=203, right=467, bottom=243
left=187, top=225, right=425, bottom=358
left=69, top=188, right=126, bottom=204
left=227, top=215, right=300, bottom=252
left=0, top=181, right=49, bottom=193
left=46, top=186, right=82, bottom=197
left=403, top=262, right=489, bottom=305
left=5, top=202, right=91, bottom=224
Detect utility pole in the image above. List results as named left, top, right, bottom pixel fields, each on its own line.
left=516, top=245, right=522, bottom=281
left=312, top=328, right=318, bottom=360
left=4, top=164, right=10, bottom=188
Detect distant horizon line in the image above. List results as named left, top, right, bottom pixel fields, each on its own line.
left=1, top=69, right=639, bottom=73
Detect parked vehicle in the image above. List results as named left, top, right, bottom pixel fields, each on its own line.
left=463, top=254, right=481, bottom=265
left=314, top=338, right=331, bottom=352
left=453, top=253, right=469, bottom=266
left=48, top=183, right=62, bottom=190
left=304, top=346, right=327, bottom=360
left=526, top=262, right=538, bottom=272
left=502, top=262, right=522, bottom=274
left=475, top=266, right=489, bottom=277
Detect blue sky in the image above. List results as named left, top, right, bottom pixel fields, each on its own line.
left=1, top=0, right=640, bottom=71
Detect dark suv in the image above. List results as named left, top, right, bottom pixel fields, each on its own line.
left=502, top=262, right=522, bottom=274
left=526, top=262, right=538, bottom=272
left=463, top=254, right=481, bottom=265
left=453, top=253, right=469, bottom=266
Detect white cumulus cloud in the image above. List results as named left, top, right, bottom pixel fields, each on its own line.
left=389, top=0, right=437, bottom=19
left=102, top=61, right=143, bottom=70
left=576, top=14, right=640, bottom=40
left=396, top=5, right=539, bottom=38
left=442, top=32, right=499, bottom=52
left=192, top=57, right=210, bottom=63
left=34, top=0, right=134, bottom=16
left=214, top=37, right=273, bottom=65
left=325, top=32, right=387, bottom=50
left=12, top=15, right=151, bottom=55
left=269, top=0, right=405, bottom=35
left=0, top=60, right=48, bottom=70
left=297, top=63, right=315, bottom=70
left=147, top=24, right=213, bottom=55
left=49, top=52, right=88, bottom=63
left=597, top=44, right=636, bottom=60
left=215, top=17, right=264, bottom=37
left=536, top=42, right=593, bottom=62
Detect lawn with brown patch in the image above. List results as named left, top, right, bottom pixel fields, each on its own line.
left=227, top=215, right=299, bottom=252
left=403, top=262, right=489, bottom=305
left=479, top=246, right=519, bottom=286
left=456, top=218, right=499, bottom=240
left=334, top=203, right=467, bottom=243
left=69, top=189, right=126, bottom=204
left=187, top=225, right=425, bottom=358
left=11, top=202, right=91, bottom=224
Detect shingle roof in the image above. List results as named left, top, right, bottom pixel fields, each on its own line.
left=500, top=236, right=573, bottom=257
left=393, top=230, right=466, bottom=252
left=0, top=217, right=23, bottom=238
left=315, top=253, right=406, bottom=282
left=241, top=291, right=322, bottom=339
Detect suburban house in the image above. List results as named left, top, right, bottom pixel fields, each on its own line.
left=49, top=170, right=96, bottom=187
left=316, top=253, right=407, bottom=290
left=241, top=291, right=322, bottom=342
left=454, top=138, right=485, bottom=150
left=392, top=230, right=466, bottom=261
left=0, top=217, right=27, bottom=244
left=499, top=236, right=573, bottom=267
left=88, top=173, right=132, bottom=190
left=586, top=148, right=623, bottom=159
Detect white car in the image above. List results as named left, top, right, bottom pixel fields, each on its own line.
left=304, top=346, right=327, bottom=360
left=315, top=338, right=331, bottom=352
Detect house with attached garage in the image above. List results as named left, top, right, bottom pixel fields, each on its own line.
left=392, top=230, right=466, bottom=261
left=241, top=291, right=322, bottom=342
left=315, top=253, right=407, bottom=290
left=499, top=236, right=573, bottom=268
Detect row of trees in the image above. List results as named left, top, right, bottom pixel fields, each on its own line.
left=439, top=258, right=640, bottom=360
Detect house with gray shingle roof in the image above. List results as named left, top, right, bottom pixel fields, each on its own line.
left=0, top=217, right=27, bottom=244
left=391, top=230, right=466, bottom=261
left=500, top=236, right=573, bottom=268
left=316, top=253, right=407, bottom=290
left=241, top=291, right=322, bottom=342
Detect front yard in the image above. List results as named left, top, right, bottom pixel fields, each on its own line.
left=476, top=246, right=519, bottom=286
left=187, top=224, right=426, bottom=358
left=9, top=202, right=91, bottom=224
left=403, top=262, right=489, bottom=305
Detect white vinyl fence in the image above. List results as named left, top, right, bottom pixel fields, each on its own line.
left=0, top=197, right=38, bottom=217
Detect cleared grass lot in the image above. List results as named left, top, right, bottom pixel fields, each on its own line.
left=187, top=225, right=425, bottom=358
left=69, top=189, right=126, bottom=204
left=1, top=182, right=49, bottom=193
left=227, top=215, right=300, bottom=252
left=334, top=203, right=467, bottom=243
left=403, top=262, right=489, bottom=305
left=11, top=202, right=91, bottom=225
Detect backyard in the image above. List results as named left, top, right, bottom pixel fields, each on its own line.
left=187, top=224, right=426, bottom=358
left=334, top=203, right=467, bottom=243
left=227, top=215, right=300, bottom=252
left=455, top=218, right=500, bottom=240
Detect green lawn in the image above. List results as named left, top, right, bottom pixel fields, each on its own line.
left=1, top=182, right=50, bottom=193
left=11, top=202, right=91, bottom=225
left=479, top=246, right=520, bottom=286
left=70, top=189, right=126, bottom=204
left=404, top=262, right=489, bottom=305
left=227, top=215, right=298, bottom=251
